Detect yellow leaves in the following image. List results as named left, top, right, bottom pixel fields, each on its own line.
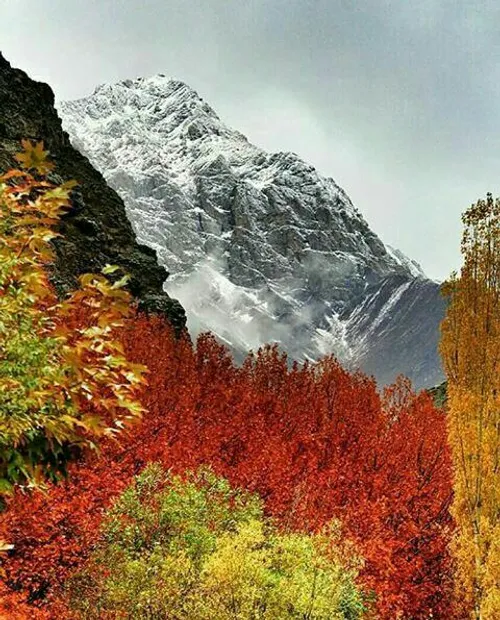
left=78, top=273, right=99, bottom=289
left=123, top=365, right=148, bottom=386
left=0, top=145, right=148, bottom=493
left=28, top=230, right=59, bottom=252
left=14, top=139, right=54, bottom=174
left=102, top=264, right=121, bottom=275
left=0, top=541, right=14, bottom=553
left=75, top=414, right=106, bottom=435
left=42, top=180, right=77, bottom=204
left=115, top=399, right=146, bottom=417
left=441, top=192, right=500, bottom=618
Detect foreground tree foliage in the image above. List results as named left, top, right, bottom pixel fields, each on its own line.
left=440, top=194, right=500, bottom=619
left=0, top=316, right=453, bottom=619
left=0, top=141, right=146, bottom=492
left=66, top=464, right=366, bottom=619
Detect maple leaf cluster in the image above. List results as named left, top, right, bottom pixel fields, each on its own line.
left=0, top=143, right=147, bottom=492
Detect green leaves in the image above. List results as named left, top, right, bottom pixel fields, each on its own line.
left=101, top=264, right=121, bottom=275
left=67, top=466, right=366, bottom=619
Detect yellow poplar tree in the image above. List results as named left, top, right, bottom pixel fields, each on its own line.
left=440, top=193, right=500, bottom=619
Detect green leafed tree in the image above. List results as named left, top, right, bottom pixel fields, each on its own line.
left=66, top=464, right=368, bottom=619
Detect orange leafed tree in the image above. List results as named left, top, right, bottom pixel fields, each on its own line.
left=1, top=322, right=453, bottom=619
left=440, top=193, right=500, bottom=619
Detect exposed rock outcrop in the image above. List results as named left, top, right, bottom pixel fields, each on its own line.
left=0, top=53, right=185, bottom=332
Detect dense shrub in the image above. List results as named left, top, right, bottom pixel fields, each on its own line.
left=66, top=464, right=366, bottom=619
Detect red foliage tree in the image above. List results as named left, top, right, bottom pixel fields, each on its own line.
left=0, top=315, right=454, bottom=618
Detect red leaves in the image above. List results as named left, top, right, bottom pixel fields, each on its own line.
left=0, top=315, right=454, bottom=618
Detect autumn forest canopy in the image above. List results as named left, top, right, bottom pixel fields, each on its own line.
left=0, top=144, right=498, bottom=619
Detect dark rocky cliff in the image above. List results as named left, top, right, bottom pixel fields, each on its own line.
left=0, top=53, right=185, bottom=332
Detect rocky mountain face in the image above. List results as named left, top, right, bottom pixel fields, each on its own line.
left=59, top=76, right=446, bottom=388
left=0, top=54, right=185, bottom=332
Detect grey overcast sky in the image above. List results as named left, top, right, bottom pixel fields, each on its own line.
left=1, top=0, right=499, bottom=280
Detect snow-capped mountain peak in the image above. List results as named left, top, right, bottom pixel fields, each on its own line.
left=59, top=76, right=445, bottom=388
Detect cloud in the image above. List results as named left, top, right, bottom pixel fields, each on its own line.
left=165, top=255, right=352, bottom=366
left=1, top=0, right=498, bottom=279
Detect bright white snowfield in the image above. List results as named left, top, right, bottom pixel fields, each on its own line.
left=59, top=76, right=445, bottom=388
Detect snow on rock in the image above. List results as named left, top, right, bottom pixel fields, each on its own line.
left=59, top=76, right=445, bottom=388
